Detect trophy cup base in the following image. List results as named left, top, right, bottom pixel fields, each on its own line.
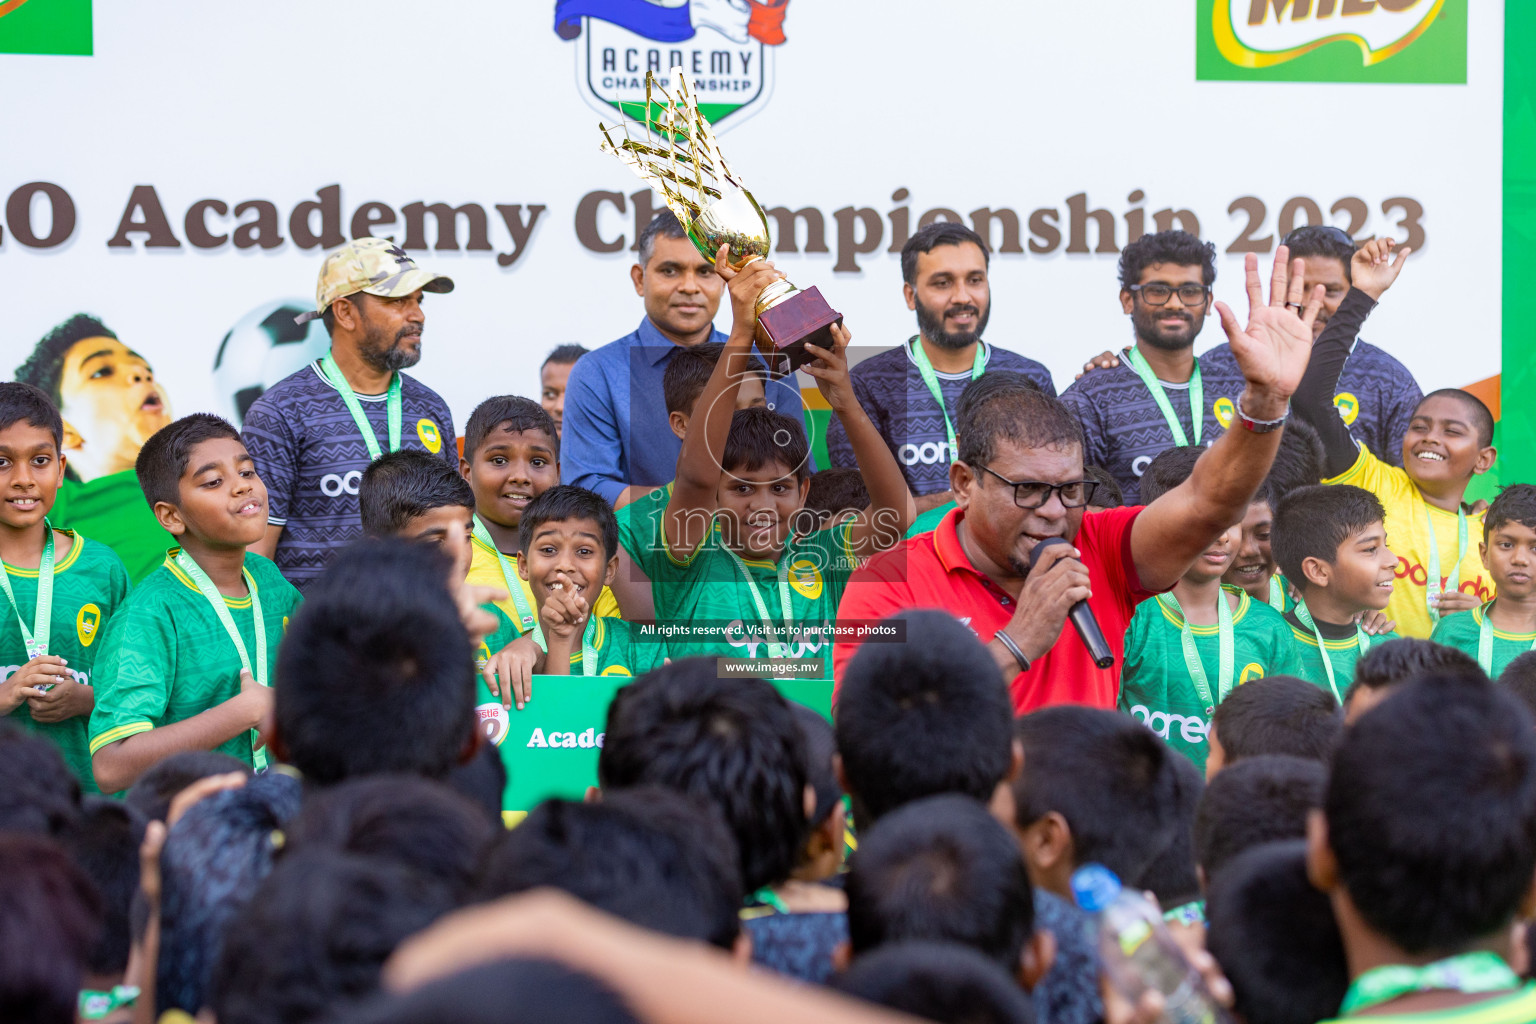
left=755, top=287, right=843, bottom=375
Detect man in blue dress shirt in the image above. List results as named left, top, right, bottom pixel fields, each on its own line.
left=561, top=211, right=807, bottom=506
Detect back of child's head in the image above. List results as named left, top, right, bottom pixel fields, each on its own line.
left=803, top=467, right=870, bottom=527
left=1268, top=417, right=1324, bottom=498
left=475, top=786, right=743, bottom=950
left=846, top=794, right=1034, bottom=971
left=1486, top=483, right=1536, bottom=544
left=1210, top=676, right=1340, bottom=767
left=1085, top=464, right=1124, bottom=509
left=1193, top=755, right=1326, bottom=886
left=329, top=958, right=639, bottom=1024
left=443, top=740, right=509, bottom=826
left=721, top=406, right=812, bottom=483
left=0, top=720, right=80, bottom=837
left=463, top=395, right=557, bottom=460
left=1134, top=750, right=1204, bottom=910
left=123, top=750, right=251, bottom=823
left=59, top=797, right=146, bottom=978
left=275, top=538, right=475, bottom=786
left=1138, top=446, right=1203, bottom=504
left=597, top=659, right=806, bottom=892
left=359, top=449, right=473, bottom=537
left=282, top=775, right=496, bottom=904
left=1205, top=840, right=1348, bottom=1024
left=210, top=849, right=455, bottom=1024
left=135, top=412, right=242, bottom=510
left=516, top=484, right=618, bottom=562
left=1013, top=706, right=1179, bottom=881
left=1345, top=638, right=1486, bottom=717
left=158, top=772, right=302, bottom=1016
left=543, top=343, right=588, bottom=370
left=1328, top=675, right=1536, bottom=954
left=1272, top=484, right=1386, bottom=588
left=836, top=610, right=1014, bottom=826
left=663, top=341, right=763, bottom=416
left=792, top=703, right=841, bottom=835
left=1419, top=388, right=1495, bottom=449
left=0, top=833, right=102, bottom=1024
left=0, top=381, right=64, bottom=449
left=833, top=941, right=1036, bottom=1024
left=1501, top=652, right=1536, bottom=720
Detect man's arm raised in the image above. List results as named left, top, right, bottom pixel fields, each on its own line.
left=1130, top=247, right=1325, bottom=593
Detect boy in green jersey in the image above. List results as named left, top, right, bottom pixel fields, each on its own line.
left=0, top=383, right=131, bottom=792
left=1431, top=485, right=1536, bottom=677
left=1272, top=485, right=1401, bottom=703
left=89, top=415, right=302, bottom=793
left=612, top=342, right=766, bottom=620
left=1119, top=448, right=1302, bottom=770
left=1309, top=676, right=1536, bottom=1023
left=653, top=250, right=915, bottom=664
left=358, top=450, right=523, bottom=717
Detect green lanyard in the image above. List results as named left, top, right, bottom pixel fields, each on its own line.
left=723, top=542, right=797, bottom=659
left=1267, top=575, right=1287, bottom=612
left=1340, top=952, right=1521, bottom=1016
left=174, top=550, right=268, bottom=771
left=471, top=515, right=537, bottom=632
left=1161, top=591, right=1235, bottom=716
left=0, top=521, right=55, bottom=660
left=78, top=985, right=139, bottom=1021
left=1425, top=506, right=1469, bottom=625
left=910, top=337, right=987, bottom=458
left=535, top=610, right=600, bottom=677
left=1476, top=601, right=1536, bottom=675
left=1125, top=346, right=1202, bottom=447
left=318, top=352, right=401, bottom=461
left=1294, top=599, right=1370, bottom=703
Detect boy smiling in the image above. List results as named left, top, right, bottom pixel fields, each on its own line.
left=1431, top=485, right=1536, bottom=676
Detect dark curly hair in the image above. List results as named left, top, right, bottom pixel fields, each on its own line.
left=15, top=314, right=119, bottom=404
left=1118, top=230, right=1216, bottom=290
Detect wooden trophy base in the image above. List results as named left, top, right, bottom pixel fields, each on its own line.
left=755, top=286, right=843, bottom=374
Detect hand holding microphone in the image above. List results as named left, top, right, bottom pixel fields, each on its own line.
left=993, top=537, right=1114, bottom=671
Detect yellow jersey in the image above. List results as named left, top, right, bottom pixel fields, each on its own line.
left=467, top=534, right=621, bottom=635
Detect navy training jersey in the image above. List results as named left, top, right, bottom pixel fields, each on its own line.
left=825, top=340, right=1057, bottom=497
left=242, top=362, right=457, bottom=590
left=1059, top=349, right=1247, bottom=504
left=1200, top=338, right=1421, bottom=468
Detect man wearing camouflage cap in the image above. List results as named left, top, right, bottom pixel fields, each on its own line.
left=242, top=238, right=458, bottom=589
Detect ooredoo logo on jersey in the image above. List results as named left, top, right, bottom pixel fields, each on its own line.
left=1196, top=0, right=1465, bottom=84
left=555, top=0, right=789, bottom=130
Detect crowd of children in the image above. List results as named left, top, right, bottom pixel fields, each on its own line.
left=6, top=222, right=1536, bottom=1024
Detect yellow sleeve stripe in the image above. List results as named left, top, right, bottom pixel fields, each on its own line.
left=89, top=720, right=154, bottom=754
left=660, top=512, right=712, bottom=568
left=1321, top=440, right=1371, bottom=486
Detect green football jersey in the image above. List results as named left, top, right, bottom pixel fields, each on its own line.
left=0, top=532, right=131, bottom=793
left=1430, top=602, right=1536, bottom=678
left=1319, top=983, right=1536, bottom=1024
left=649, top=519, right=856, bottom=664
left=1118, top=587, right=1303, bottom=770
left=89, top=550, right=302, bottom=769
left=617, top=481, right=673, bottom=572
left=906, top=500, right=956, bottom=539
left=1284, top=610, right=1400, bottom=703
left=50, top=470, right=175, bottom=584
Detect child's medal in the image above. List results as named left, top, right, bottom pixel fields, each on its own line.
left=1424, top=506, right=1468, bottom=625
left=471, top=515, right=537, bottom=632
left=1161, top=590, right=1235, bottom=717
left=175, top=550, right=268, bottom=771
left=1294, top=599, right=1371, bottom=703
left=0, top=521, right=55, bottom=663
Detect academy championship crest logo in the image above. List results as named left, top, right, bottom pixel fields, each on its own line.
left=555, top=0, right=789, bottom=129
left=1196, top=0, right=1465, bottom=84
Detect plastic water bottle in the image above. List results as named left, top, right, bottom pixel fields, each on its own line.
left=1071, top=863, right=1231, bottom=1024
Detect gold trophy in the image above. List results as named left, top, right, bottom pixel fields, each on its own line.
left=599, top=68, right=841, bottom=372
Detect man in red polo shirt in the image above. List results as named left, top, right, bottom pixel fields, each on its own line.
left=835, top=249, right=1324, bottom=712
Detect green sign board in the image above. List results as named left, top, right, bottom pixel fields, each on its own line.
left=1196, top=0, right=1466, bottom=84
left=487, top=675, right=833, bottom=822
left=0, top=0, right=92, bottom=56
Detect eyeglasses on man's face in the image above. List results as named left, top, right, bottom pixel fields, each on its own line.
left=976, top=465, right=1098, bottom=509
left=1128, top=282, right=1209, bottom=307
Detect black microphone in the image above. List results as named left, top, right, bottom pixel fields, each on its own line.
left=1027, top=537, right=1115, bottom=669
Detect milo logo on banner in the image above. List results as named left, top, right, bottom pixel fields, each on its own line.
left=1196, top=0, right=1465, bottom=83
left=554, top=0, right=789, bottom=129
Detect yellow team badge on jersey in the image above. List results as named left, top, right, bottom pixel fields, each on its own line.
left=417, top=418, right=443, bottom=453
left=1213, top=397, right=1236, bottom=430
left=788, top=558, right=823, bottom=601
left=600, top=665, right=633, bottom=677
left=1334, top=392, right=1360, bottom=425
left=1238, top=662, right=1266, bottom=685
left=76, top=604, right=101, bottom=647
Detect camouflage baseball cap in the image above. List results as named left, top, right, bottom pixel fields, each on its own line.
left=294, top=237, right=455, bottom=324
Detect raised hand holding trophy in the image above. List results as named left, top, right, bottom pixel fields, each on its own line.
left=599, top=68, right=841, bottom=373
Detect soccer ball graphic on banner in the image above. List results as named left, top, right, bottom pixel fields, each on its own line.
left=213, top=299, right=330, bottom=425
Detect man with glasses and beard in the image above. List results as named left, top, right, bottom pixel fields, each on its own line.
left=1060, top=230, right=1248, bottom=503
left=825, top=223, right=1054, bottom=513
left=242, top=238, right=458, bottom=589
